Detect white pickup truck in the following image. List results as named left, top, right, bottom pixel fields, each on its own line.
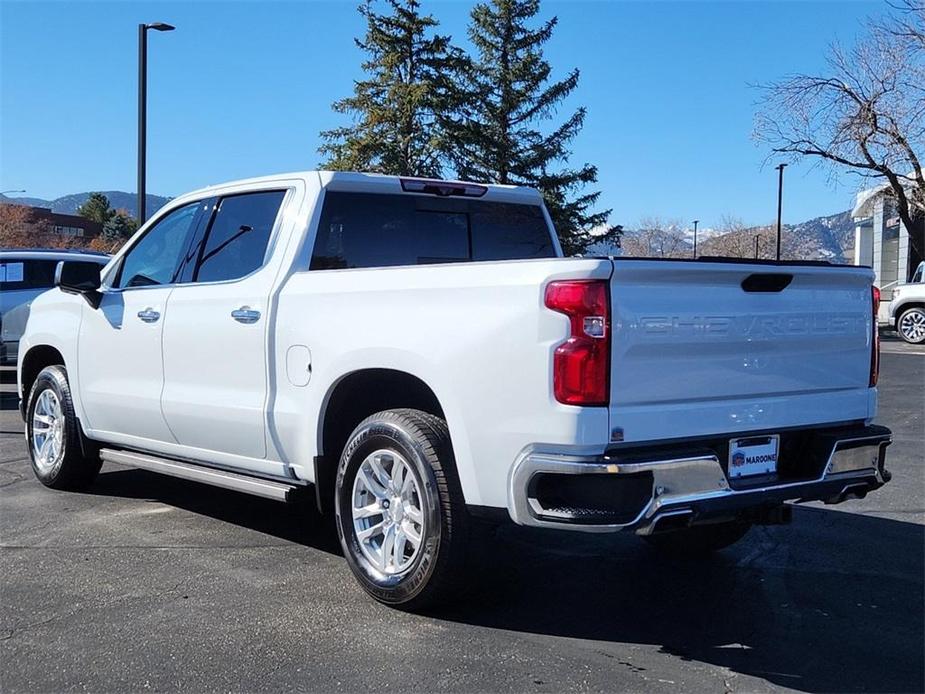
left=18, top=171, right=892, bottom=609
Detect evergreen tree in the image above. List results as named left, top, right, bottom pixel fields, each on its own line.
left=319, top=0, right=461, bottom=178
left=77, top=192, right=114, bottom=225
left=101, top=210, right=138, bottom=244
left=445, top=0, right=615, bottom=254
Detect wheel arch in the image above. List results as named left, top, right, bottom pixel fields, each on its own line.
left=20, top=344, right=67, bottom=414
left=313, top=368, right=449, bottom=514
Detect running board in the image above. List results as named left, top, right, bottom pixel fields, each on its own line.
left=99, top=449, right=300, bottom=502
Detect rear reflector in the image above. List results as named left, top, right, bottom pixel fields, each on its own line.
left=544, top=280, right=610, bottom=406
left=400, top=178, right=488, bottom=198
left=870, top=286, right=880, bottom=387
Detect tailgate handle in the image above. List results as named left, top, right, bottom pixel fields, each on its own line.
left=741, top=273, right=793, bottom=293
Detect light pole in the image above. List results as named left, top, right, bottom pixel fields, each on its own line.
left=138, top=22, right=175, bottom=224
left=1, top=189, right=25, bottom=197
left=754, top=234, right=760, bottom=259
left=775, top=163, right=787, bottom=260
left=692, top=219, right=699, bottom=258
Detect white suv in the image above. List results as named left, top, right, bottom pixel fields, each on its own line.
left=889, top=261, right=925, bottom=344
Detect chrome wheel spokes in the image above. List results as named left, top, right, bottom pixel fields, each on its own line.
left=32, top=389, right=64, bottom=473
left=351, top=449, right=425, bottom=576
left=900, top=311, right=925, bottom=342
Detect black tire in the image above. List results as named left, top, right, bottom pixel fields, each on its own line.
left=897, top=307, right=925, bottom=344
left=643, top=520, right=752, bottom=557
left=25, top=365, right=101, bottom=490
left=334, top=408, right=468, bottom=611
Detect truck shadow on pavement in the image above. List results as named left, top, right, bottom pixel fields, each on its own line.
left=89, top=467, right=341, bottom=552
left=448, top=509, right=925, bottom=694
left=89, top=467, right=924, bottom=694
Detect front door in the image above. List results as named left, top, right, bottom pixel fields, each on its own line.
left=78, top=201, right=204, bottom=444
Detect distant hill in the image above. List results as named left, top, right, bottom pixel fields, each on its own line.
left=594, top=209, right=856, bottom=262
left=0, top=195, right=51, bottom=208
left=785, top=209, right=855, bottom=262
left=0, top=191, right=171, bottom=219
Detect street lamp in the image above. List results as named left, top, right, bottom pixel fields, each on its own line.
left=1, top=189, right=26, bottom=196
left=775, top=163, right=787, bottom=260
left=138, top=22, right=175, bottom=224
left=692, top=219, right=699, bottom=258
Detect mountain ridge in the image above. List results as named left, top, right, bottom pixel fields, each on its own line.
left=0, top=191, right=171, bottom=219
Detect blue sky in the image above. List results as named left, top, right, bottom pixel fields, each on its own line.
left=1, top=0, right=883, bottom=228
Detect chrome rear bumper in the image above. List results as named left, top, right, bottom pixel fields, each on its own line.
left=508, top=426, right=892, bottom=535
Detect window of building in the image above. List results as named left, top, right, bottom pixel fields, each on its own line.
left=53, top=225, right=85, bottom=237
left=881, top=199, right=901, bottom=286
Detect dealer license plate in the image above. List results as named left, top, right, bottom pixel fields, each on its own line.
left=728, top=435, right=779, bottom=478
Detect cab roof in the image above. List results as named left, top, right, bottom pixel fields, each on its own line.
left=176, top=171, right=544, bottom=207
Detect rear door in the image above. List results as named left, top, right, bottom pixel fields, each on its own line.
left=160, top=189, right=288, bottom=468
left=607, top=260, right=875, bottom=444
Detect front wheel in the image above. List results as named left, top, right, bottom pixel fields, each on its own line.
left=897, top=307, right=925, bottom=344
left=334, top=409, right=468, bottom=611
left=26, top=365, right=101, bottom=490
left=643, top=520, right=752, bottom=557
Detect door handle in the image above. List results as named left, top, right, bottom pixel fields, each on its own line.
left=137, top=308, right=160, bottom=323
left=231, top=306, right=261, bottom=324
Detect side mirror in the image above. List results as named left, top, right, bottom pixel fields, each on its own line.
left=56, top=261, right=103, bottom=308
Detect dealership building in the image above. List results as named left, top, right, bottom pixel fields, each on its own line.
left=852, top=182, right=924, bottom=310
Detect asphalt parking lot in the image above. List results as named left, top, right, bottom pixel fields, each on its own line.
left=1, top=338, right=922, bottom=693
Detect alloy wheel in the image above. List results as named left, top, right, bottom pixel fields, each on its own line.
left=351, top=449, right=426, bottom=576
left=900, top=309, right=925, bottom=343
left=32, top=389, right=64, bottom=473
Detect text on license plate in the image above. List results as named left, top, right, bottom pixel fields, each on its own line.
left=728, top=435, right=779, bottom=478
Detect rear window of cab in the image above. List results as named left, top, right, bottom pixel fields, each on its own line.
left=310, top=192, right=556, bottom=270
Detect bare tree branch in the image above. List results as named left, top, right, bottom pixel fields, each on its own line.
left=755, top=3, right=924, bottom=256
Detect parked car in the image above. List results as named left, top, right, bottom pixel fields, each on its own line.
left=16, top=172, right=892, bottom=610
left=1, top=249, right=109, bottom=365
left=888, top=261, right=925, bottom=344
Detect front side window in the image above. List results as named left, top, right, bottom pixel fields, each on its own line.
left=115, top=202, right=200, bottom=289
left=193, top=190, right=285, bottom=283
left=310, top=192, right=555, bottom=270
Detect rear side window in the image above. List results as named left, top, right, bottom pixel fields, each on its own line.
left=194, top=190, right=285, bottom=283
left=0, top=259, right=59, bottom=291
left=310, top=192, right=555, bottom=270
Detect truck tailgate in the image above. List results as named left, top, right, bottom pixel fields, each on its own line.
left=608, top=260, right=876, bottom=443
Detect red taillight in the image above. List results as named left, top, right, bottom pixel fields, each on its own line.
left=544, top=280, right=610, bottom=406
left=870, top=285, right=880, bottom=387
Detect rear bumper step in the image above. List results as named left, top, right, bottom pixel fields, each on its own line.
left=100, top=449, right=303, bottom=502
left=508, top=425, right=892, bottom=534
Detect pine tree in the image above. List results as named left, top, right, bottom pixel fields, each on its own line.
left=319, top=0, right=461, bottom=178
left=101, top=210, right=138, bottom=244
left=445, top=0, right=615, bottom=254
left=77, top=192, right=115, bottom=225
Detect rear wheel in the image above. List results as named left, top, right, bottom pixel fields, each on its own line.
left=643, top=520, right=752, bottom=557
left=334, top=408, right=468, bottom=611
left=26, top=365, right=101, bottom=490
left=897, top=307, right=925, bottom=344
